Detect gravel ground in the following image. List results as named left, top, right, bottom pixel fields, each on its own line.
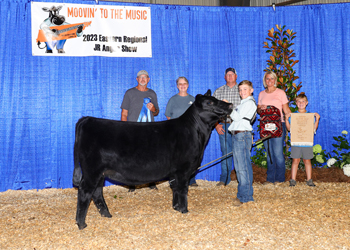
left=0, top=180, right=349, bottom=249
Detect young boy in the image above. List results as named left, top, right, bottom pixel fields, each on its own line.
left=228, top=80, right=256, bottom=206
left=285, top=93, right=320, bottom=187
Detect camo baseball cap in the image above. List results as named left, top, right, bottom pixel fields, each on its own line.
left=137, top=70, right=149, bottom=77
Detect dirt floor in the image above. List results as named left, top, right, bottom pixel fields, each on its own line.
left=0, top=166, right=349, bottom=249
left=232, top=165, right=350, bottom=184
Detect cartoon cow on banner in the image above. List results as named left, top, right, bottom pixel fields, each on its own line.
left=36, top=6, right=91, bottom=53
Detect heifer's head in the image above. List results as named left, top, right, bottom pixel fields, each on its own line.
left=194, top=90, right=233, bottom=127
left=42, top=6, right=65, bottom=25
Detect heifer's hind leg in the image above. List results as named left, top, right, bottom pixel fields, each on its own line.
left=171, top=178, right=189, bottom=213
left=92, top=178, right=112, bottom=218
left=76, top=179, right=94, bottom=230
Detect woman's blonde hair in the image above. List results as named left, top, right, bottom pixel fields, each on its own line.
left=263, top=71, right=277, bottom=88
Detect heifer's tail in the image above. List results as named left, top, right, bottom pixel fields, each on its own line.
left=73, top=118, right=84, bottom=187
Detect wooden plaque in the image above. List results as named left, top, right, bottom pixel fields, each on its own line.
left=290, top=113, right=315, bottom=146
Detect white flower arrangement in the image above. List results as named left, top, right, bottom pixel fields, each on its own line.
left=327, top=158, right=337, bottom=167
left=343, top=164, right=350, bottom=177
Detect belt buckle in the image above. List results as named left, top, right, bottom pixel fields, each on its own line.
left=234, top=130, right=247, bottom=135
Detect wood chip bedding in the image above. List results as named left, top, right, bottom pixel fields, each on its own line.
left=1, top=180, right=349, bottom=249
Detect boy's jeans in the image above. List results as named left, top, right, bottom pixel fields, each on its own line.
left=232, top=131, right=254, bottom=203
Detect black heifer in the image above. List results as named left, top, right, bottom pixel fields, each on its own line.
left=73, top=90, right=232, bottom=229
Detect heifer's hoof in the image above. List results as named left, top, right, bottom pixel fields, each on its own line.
left=128, top=185, right=136, bottom=192
left=149, top=185, right=158, bottom=190
left=101, top=210, right=112, bottom=218
left=57, top=49, right=65, bottom=53
left=77, top=222, right=87, bottom=230
left=173, top=205, right=188, bottom=214
left=45, top=50, right=53, bottom=53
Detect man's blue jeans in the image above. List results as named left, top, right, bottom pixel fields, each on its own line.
left=218, top=123, right=233, bottom=184
left=189, top=176, right=196, bottom=185
left=232, top=131, right=254, bottom=203
left=263, top=123, right=286, bottom=183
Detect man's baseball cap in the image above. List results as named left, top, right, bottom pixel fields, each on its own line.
left=137, top=70, right=149, bottom=77
left=225, top=68, right=237, bottom=75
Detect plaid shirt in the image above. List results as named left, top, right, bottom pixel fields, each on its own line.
left=213, top=84, right=241, bottom=109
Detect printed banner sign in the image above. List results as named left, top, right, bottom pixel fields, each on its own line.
left=31, top=2, right=152, bottom=57
left=290, top=113, right=315, bottom=146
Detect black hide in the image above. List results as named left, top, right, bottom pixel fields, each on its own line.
left=73, top=90, right=232, bottom=229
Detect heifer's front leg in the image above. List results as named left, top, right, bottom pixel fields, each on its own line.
left=76, top=180, right=93, bottom=230
left=171, top=178, right=189, bottom=213
left=92, top=178, right=112, bottom=218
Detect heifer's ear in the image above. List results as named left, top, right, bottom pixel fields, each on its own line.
left=204, top=89, right=211, bottom=96
left=42, top=7, right=50, bottom=12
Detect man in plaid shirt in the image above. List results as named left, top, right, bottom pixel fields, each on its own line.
left=213, top=68, right=241, bottom=186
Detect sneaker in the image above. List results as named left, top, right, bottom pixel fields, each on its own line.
left=190, top=183, right=199, bottom=187
left=306, top=179, right=316, bottom=187
left=216, top=181, right=225, bottom=187
left=233, top=197, right=243, bottom=207
left=289, top=179, right=296, bottom=187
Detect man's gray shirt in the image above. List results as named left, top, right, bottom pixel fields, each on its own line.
left=121, top=87, right=159, bottom=122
